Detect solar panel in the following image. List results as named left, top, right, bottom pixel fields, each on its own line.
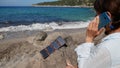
left=52, top=41, right=60, bottom=49
left=56, top=36, right=66, bottom=46
left=46, top=46, right=55, bottom=54
left=40, top=36, right=66, bottom=59
left=40, top=49, right=49, bottom=59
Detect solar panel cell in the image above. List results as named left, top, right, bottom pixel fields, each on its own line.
left=40, top=49, right=49, bottom=59
left=52, top=41, right=60, bottom=49
left=56, top=36, right=66, bottom=46
left=46, top=46, right=55, bottom=54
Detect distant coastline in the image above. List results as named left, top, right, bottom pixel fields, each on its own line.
left=32, top=5, right=93, bottom=8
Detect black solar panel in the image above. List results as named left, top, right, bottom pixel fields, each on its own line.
left=46, top=46, right=55, bottom=54
left=52, top=41, right=60, bottom=49
left=40, top=36, right=66, bottom=59
left=40, top=49, right=49, bottom=59
left=56, top=36, right=66, bottom=46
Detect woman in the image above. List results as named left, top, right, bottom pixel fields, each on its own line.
left=66, top=0, right=120, bottom=68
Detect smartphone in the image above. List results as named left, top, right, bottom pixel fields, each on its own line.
left=98, top=12, right=111, bottom=30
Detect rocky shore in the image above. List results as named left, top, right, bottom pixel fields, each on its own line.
left=0, top=28, right=105, bottom=68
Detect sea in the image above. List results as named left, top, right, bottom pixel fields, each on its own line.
left=0, top=6, right=95, bottom=32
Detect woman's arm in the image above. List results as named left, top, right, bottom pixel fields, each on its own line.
left=75, top=43, right=111, bottom=68
left=75, top=16, right=111, bottom=68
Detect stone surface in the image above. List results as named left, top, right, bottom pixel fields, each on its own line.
left=34, top=31, right=47, bottom=41
left=64, top=36, right=74, bottom=46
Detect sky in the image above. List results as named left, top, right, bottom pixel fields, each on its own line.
left=0, top=0, right=57, bottom=6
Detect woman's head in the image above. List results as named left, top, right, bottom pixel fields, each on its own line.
left=94, top=0, right=120, bottom=34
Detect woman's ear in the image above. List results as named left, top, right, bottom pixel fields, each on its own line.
left=107, top=11, right=112, bottom=18
left=106, top=12, right=115, bottom=30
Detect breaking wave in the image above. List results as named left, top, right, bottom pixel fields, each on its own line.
left=0, top=21, right=90, bottom=32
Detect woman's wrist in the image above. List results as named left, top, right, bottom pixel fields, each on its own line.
left=85, top=37, right=94, bottom=43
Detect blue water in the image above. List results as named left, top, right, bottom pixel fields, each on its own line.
left=0, top=6, right=95, bottom=27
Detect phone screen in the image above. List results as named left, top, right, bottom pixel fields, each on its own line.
left=98, top=12, right=111, bottom=30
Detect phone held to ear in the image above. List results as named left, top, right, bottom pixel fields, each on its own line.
left=98, top=12, right=111, bottom=30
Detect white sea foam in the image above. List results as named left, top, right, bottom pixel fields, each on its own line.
left=0, top=21, right=90, bottom=32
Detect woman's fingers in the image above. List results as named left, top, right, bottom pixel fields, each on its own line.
left=66, top=59, right=75, bottom=68
left=92, top=16, right=100, bottom=31
left=86, top=16, right=101, bottom=42
left=88, top=21, right=93, bottom=30
left=95, top=16, right=99, bottom=30
left=88, top=16, right=99, bottom=31
left=97, top=28, right=104, bottom=35
left=66, top=59, right=71, bottom=66
left=96, top=16, right=99, bottom=26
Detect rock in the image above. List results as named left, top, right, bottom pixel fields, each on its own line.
left=0, top=34, right=4, bottom=40
left=34, top=31, right=47, bottom=41
left=64, top=36, right=74, bottom=46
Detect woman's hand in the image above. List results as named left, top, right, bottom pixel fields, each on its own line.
left=66, top=65, right=75, bottom=68
left=66, top=63, right=77, bottom=68
left=86, top=16, right=104, bottom=43
left=66, top=59, right=76, bottom=68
